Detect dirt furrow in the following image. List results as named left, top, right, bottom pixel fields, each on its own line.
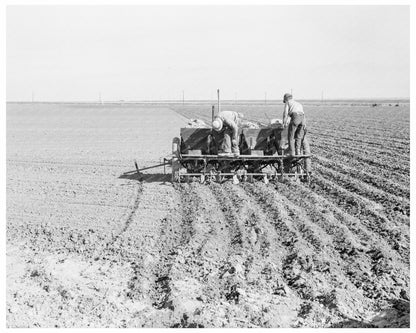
left=171, top=184, right=237, bottom=327
left=208, top=182, right=298, bottom=327
left=240, top=182, right=372, bottom=326
left=207, top=181, right=281, bottom=327
left=312, top=141, right=409, bottom=177
left=313, top=134, right=410, bottom=160
left=313, top=155, right=410, bottom=200
left=314, top=164, right=409, bottom=218
left=310, top=174, right=409, bottom=263
left=275, top=180, right=409, bottom=303
left=312, top=146, right=409, bottom=189
left=144, top=184, right=198, bottom=325
left=123, top=182, right=245, bottom=327
left=312, top=130, right=409, bottom=151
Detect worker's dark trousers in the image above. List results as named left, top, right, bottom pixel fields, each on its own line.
left=219, top=128, right=238, bottom=153
left=288, top=113, right=305, bottom=155
left=302, top=134, right=311, bottom=173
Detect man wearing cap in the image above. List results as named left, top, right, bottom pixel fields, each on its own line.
left=212, top=110, right=241, bottom=156
left=282, top=93, right=306, bottom=156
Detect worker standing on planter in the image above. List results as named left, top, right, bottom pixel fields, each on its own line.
left=212, top=110, right=241, bottom=156
left=282, top=93, right=306, bottom=156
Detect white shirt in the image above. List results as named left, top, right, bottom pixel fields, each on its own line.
left=217, top=110, right=239, bottom=125
left=287, top=100, right=304, bottom=116
left=215, top=111, right=240, bottom=140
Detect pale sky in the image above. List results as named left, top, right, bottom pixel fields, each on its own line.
left=7, top=5, right=409, bottom=101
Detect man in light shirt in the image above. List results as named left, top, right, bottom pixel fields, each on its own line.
left=212, top=110, right=241, bottom=156
left=282, top=93, right=306, bottom=156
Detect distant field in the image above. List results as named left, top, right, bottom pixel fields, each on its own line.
left=7, top=98, right=409, bottom=106
left=7, top=102, right=409, bottom=328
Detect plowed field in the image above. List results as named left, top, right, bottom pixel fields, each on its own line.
left=6, top=102, right=410, bottom=328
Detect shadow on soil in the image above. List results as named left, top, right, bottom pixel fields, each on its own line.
left=119, top=171, right=171, bottom=183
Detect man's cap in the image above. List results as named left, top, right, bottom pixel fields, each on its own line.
left=212, top=118, right=223, bottom=131
left=283, top=93, right=293, bottom=103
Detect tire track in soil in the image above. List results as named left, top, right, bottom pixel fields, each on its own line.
left=116, top=183, right=144, bottom=237
left=99, top=182, right=185, bottom=326
left=82, top=182, right=144, bottom=261
left=147, top=184, right=195, bottom=314
left=240, top=182, right=370, bottom=326
left=7, top=180, right=144, bottom=262
left=121, top=184, right=191, bottom=304
left=310, top=173, right=409, bottom=264
left=275, top=180, right=409, bottom=304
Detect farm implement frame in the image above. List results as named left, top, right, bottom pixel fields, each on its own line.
left=171, top=153, right=311, bottom=184
left=132, top=125, right=312, bottom=184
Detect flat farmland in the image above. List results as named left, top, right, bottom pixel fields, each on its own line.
left=6, top=102, right=410, bottom=328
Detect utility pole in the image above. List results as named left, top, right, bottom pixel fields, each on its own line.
left=217, top=89, right=221, bottom=113
left=290, top=88, right=293, bottom=96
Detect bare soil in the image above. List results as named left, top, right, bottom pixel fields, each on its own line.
left=6, top=102, right=409, bottom=328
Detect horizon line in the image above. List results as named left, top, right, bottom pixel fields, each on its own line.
left=6, top=97, right=410, bottom=103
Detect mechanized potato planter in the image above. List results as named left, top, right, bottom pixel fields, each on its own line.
left=134, top=124, right=311, bottom=184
